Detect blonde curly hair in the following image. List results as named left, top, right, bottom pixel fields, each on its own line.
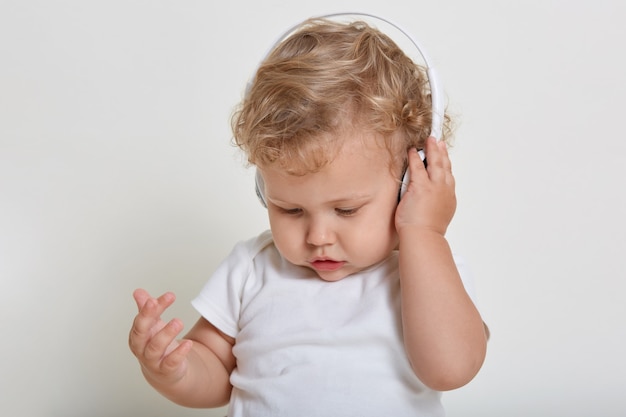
left=231, top=18, right=452, bottom=175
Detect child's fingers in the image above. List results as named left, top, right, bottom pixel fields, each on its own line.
left=132, top=288, right=151, bottom=311
left=406, top=148, right=427, bottom=184
left=133, top=289, right=176, bottom=313
left=424, top=137, right=453, bottom=183
left=160, top=339, right=193, bottom=375
left=424, top=136, right=443, bottom=169
left=437, top=142, right=455, bottom=187
left=140, top=292, right=176, bottom=319
left=438, top=140, right=452, bottom=173
left=128, top=292, right=176, bottom=356
left=142, top=318, right=184, bottom=363
left=129, top=300, right=158, bottom=356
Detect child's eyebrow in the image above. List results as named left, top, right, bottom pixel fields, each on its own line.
left=325, top=195, right=371, bottom=205
left=268, top=194, right=371, bottom=206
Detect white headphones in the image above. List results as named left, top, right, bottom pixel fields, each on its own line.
left=250, top=12, right=444, bottom=208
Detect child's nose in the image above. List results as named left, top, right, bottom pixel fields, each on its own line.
left=305, top=217, right=336, bottom=247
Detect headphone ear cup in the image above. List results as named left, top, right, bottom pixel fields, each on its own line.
left=399, top=169, right=409, bottom=202
left=398, top=150, right=427, bottom=202
left=255, top=169, right=268, bottom=208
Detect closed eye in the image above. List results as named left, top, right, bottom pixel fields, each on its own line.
left=279, top=207, right=302, bottom=215
left=335, top=207, right=359, bottom=216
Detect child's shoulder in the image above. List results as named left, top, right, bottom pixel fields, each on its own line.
left=224, top=230, right=280, bottom=273
left=233, top=229, right=275, bottom=259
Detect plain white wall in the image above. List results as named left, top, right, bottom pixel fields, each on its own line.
left=1, top=1, right=625, bottom=416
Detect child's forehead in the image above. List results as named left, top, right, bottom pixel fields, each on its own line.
left=262, top=129, right=403, bottom=176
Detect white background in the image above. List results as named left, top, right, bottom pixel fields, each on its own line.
left=1, top=1, right=625, bottom=416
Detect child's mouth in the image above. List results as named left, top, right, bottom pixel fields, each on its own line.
left=310, top=259, right=345, bottom=272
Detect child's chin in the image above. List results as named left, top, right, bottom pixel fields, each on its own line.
left=313, top=267, right=356, bottom=282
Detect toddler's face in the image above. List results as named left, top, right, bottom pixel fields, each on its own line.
left=259, top=132, right=401, bottom=282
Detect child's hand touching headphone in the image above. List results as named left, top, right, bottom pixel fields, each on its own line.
left=395, top=136, right=456, bottom=237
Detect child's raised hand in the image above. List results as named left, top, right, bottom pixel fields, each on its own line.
left=395, top=136, right=456, bottom=236
left=128, top=289, right=193, bottom=386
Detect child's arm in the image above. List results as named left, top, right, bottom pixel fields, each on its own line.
left=129, top=289, right=235, bottom=407
left=395, top=138, right=488, bottom=391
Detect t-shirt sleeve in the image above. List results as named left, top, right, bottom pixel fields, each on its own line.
left=191, top=241, right=253, bottom=338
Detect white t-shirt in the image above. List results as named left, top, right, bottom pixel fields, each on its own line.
left=192, top=230, right=476, bottom=417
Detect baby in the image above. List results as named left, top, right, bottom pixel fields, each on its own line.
left=129, top=16, right=488, bottom=417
